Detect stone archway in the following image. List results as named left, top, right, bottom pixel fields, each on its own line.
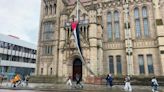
left=73, top=58, right=82, bottom=81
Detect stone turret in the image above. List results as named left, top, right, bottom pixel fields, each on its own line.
left=153, top=0, right=164, bottom=75
left=88, top=4, right=99, bottom=75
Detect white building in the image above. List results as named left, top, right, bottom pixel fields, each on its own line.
left=0, top=33, right=36, bottom=79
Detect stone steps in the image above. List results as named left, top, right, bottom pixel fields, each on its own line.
left=27, top=76, right=164, bottom=86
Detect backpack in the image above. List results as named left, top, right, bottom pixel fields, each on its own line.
left=151, top=81, right=154, bottom=87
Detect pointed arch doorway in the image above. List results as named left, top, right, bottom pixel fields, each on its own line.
left=73, top=58, right=82, bottom=81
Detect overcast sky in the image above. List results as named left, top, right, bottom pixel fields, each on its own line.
left=0, top=0, right=41, bottom=45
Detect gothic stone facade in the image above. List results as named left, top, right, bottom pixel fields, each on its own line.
left=37, top=0, right=164, bottom=80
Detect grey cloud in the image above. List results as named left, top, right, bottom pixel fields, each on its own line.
left=0, top=0, right=41, bottom=45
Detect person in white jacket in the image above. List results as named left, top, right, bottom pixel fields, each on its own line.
left=124, top=75, right=132, bottom=91
left=151, top=76, right=159, bottom=92
left=66, top=75, right=72, bottom=88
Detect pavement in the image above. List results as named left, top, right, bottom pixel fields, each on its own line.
left=0, top=82, right=164, bottom=92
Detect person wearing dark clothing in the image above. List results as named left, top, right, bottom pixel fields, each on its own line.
left=106, top=74, right=113, bottom=87
left=75, top=73, right=83, bottom=88
left=106, top=74, right=109, bottom=85
left=151, top=76, right=159, bottom=92
left=109, top=74, right=113, bottom=87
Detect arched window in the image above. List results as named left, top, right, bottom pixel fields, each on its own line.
left=45, top=6, right=48, bottom=15
left=43, top=22, right=54, bottom=41
left=114, top=11, right=120, bottom=39
left=107, top=12, right=112, bottom=40
left=116, top=55, right=122, bottom=74
left=134, top=7, right=141, bottom=38
left=50, top=68, right=52, bottom=75
left=44, top=22, right=53, bottom=32
left=54, top=4, right=56, bottom=15
left=142, top=6, right=149, bottom=37
left=83, top=14, right=86, bottom=20
left=109, top=56, right=114, bottom=73
left=50, top=5, right=52, bottom=15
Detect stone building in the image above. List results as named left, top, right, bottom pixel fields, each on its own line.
left=36, top=0, right=164, bottom=81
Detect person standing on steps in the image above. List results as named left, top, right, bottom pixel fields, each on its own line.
left=75, top=73, right=83, bottom=88
left=106, top=73, right=113, bottom=87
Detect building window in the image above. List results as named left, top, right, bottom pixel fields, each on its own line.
left=0, top=41, right=4, bottom=48
left=43, top=22, right=54, bottom=41
left=48, top=45, right=53, bottom=54
left=44, top=22, right=53, bottom=32
left=142, top=6, right=149, bottom=37
left=147, top=54, right=154, bottom=74
left=31, top=59, right=36, bottom=63
left=4, top=66, right=9, bottom=73
left=49, top=5, right=52, bottom=15
left=109, top=56, right=114, bottom=73
left=43, top=33, right=53, bottom=41
left=43, top=45, right=53, bottom=55
left=134, top=7, right=141, bottom=38
left=45, top=6, right=48, bottom=15
left=116, top=55, right=122, bottom=74
left=138, top=55, right=145, bottom=74
left=114, top=11, right=120, bottom=39
left=54, top=4, right=56, bottom=14
left=107, top=12, right=112, bottom=40
left=50, top=68, right=52, bottom=75
left=4, top=42, right=8, bottom=49
left=50, top=5, right=53, bottom=15
left=8, top=44, right=13, bottom=50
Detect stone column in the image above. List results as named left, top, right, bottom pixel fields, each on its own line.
left=85, top=26, right=88, bottom=40
left=144, top=55, right=148, bottom=76
left=88, top=9, right=98, bottom=76
left=89, top=24, right=98, bottom=75
left=43, top=62, right=48, bottom=75
left=123, top=2, right=134, bottom=75
left=97, top=26, right=103, bottom=75
left=114, top=56, right=117, bottom=75
left=96, top=7, right=103, bottom=75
